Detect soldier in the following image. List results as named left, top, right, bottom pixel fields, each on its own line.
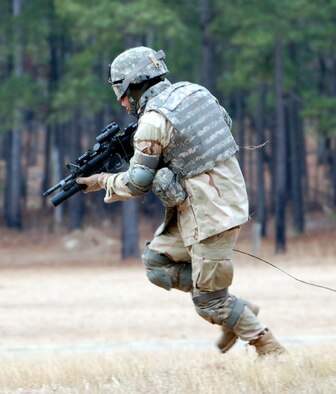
left=77, top=47, right=286, bottom=357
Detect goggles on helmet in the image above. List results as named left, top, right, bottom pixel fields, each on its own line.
left=111, top=83, right=125, bottom=100
left=107, top=66, right=125, bottom=99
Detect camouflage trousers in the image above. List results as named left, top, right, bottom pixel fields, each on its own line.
left=143, top=223, right=265, bottom=341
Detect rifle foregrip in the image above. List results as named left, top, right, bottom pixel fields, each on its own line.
left=51, top=183, right=85, bottom=207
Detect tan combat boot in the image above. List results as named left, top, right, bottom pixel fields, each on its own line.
left=217, top=301, right=260, bottom=353
left=249, top=329, right=286, bottom=356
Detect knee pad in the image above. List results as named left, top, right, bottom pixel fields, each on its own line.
left=224, top=297, right=245, bottom=329
left=177, top=263, right=192, bottom=292
left=146, top=269, right=173, bottom=291
left=142, top=243, right=192, bottom=292
left=192, top=289, right=245, bottom=328
left=142, top=245, right=173, bottom=290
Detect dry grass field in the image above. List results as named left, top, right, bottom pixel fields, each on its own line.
left=0, top=221, right=335, bottom=393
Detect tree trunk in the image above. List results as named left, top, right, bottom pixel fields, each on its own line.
left=331, top=140, right=336, bottom=207
left=274, top=37, right=286, bottom=253
left=235, top=91, right=245, bottom=175
left=21, top=111, right=34, bottom=209
left=52, top=123, right=65, bottom=227
left=42, top=2, right=59, bottom=207
left=199, top=0, right=215, bottom=92
left=67, top=116, right=85, bottom=231
left=6, top=0, right=24, bottom=229
left=288, top=93, right=305, bottom=233
left=42, top=124, right=52, bottom=208
left=256, top=82, right=267, bottom=236
left=4, top=133, right=13, bottom=226
left=247, top=119, right=255, bottom=209
left=120, top=109, right=139, bottom=258
left=330, top=58, right=336, bottom=207
left=121, top=199, right=140, bottom=259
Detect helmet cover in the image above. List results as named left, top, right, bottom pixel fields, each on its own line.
left=108, top=47, right=168, bottom=99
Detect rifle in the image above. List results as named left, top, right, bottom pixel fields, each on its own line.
left=43, top=122, right=137, bottom=207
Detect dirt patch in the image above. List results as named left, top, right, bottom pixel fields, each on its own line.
left=0, top=226, right=122, bottom=267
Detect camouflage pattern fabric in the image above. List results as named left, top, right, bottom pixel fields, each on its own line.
left=147, top=222, right=265, bottom=341
left=104, top=109, right=249, bottom=245
left=144, top=81, right=238, bottom=179
left=152, top=167, right=187, bottom=207
left=110, top=47, right=168, bottom=84
left=109, top=46, right=168, bottom=98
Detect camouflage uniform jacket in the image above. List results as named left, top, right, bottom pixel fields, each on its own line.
left=104, top=84, right=249, bottom=246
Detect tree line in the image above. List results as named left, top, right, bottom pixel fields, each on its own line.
left=0, top=0, right=335, bottom=255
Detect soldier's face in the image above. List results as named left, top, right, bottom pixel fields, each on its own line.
left=118, top=95, right=131, bottom=113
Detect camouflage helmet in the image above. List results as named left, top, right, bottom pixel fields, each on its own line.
left=108, top=47, right=168, bottom=99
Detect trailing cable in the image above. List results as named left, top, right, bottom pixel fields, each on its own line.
left=233, top=249, right=336, bottom=294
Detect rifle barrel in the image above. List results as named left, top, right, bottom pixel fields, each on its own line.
left=51, top=183, right=85, bottom=207
left=43, top=183, right=61, bottom=197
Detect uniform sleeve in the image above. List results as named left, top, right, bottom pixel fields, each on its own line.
left=103, top=111, right=171, bottom=203
left=134, top=111, right=171, bottom=154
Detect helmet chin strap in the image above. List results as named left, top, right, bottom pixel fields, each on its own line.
left=126, top=80, right=157, bottom=117
left=125, top=90, right=138, bottom=117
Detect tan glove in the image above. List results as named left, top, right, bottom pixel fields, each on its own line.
left=76, top=173, right=110, bottom=193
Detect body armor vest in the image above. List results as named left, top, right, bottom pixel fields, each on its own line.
left=144, top=82, right=238, bottom=179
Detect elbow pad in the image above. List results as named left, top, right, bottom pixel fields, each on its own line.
left=124, top=150, right=160, bottom=196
